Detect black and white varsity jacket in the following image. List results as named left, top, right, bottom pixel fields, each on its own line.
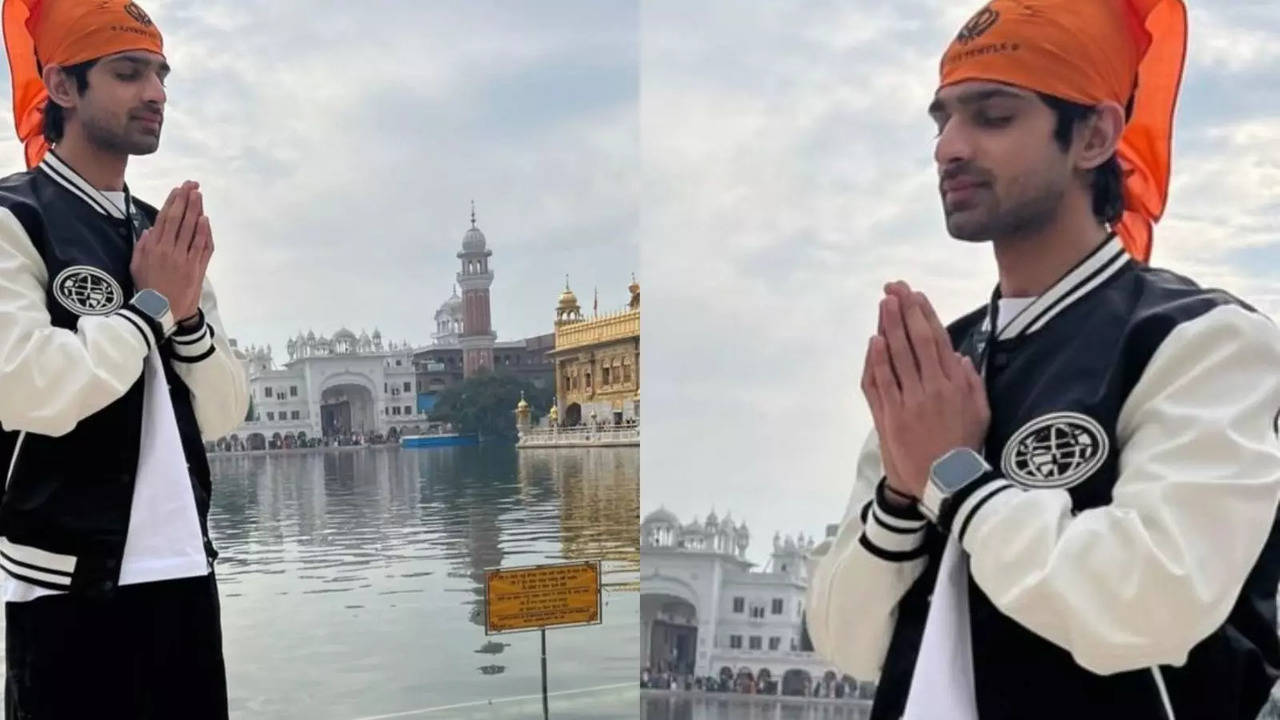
left=808, top=236, right=1280, bottom=720
left=0, top=151, right=249, bottom=597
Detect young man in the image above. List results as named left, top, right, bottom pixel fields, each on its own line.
left=808, top=1, right=1280, bottom=719
left=0, top=1, right=248, bottom=716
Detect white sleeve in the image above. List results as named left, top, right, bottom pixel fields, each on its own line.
left=166, top=276, right=249, bottom=440
left=806, top=428, right=930, bottom=679
left=0, top=207, right=157, bottom=436
left=957, top=304, right=1280, bottom=675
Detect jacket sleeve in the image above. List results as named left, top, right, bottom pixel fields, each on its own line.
left=954, top=303, right=1280, bottom=675
left=806, top=428, right=930, bottom=679
left=0, top=206, right=159, bottom=436
left=166, top=276, right=249, bottom=440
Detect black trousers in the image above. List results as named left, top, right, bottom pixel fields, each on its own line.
left=4, top=573, right=229, bottom=720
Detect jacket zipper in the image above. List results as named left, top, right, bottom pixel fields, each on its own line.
left=4, top=431, right=26, bottom=488
left=1150, top=667, right=1176, bottom=720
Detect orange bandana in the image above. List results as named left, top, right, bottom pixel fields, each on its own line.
left=939, top=0, right=1187, bottom=263
left=2, top=0, right=164, bottom=169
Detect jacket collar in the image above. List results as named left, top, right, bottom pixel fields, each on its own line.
left=984, top=234, right=1131, bottom=341
left=36, top=150, right=129, bottom=221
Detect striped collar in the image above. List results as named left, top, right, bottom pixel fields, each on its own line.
left=36, top=151, right=130, bottom=220
left=984, top=234, right=1131, bottom=341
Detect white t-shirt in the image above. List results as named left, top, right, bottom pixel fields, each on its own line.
left=902, top=295, right=1037, bottom=720
left=3, top=191, right=208, bottom=602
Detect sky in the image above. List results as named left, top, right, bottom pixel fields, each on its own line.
left=639, top=0, right=1280, bottom=563
left=0, top=0, right=640, bottom=357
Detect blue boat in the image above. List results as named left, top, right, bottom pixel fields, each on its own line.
left=400, top=433, right=480, bottom=448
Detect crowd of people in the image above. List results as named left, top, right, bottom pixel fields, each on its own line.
left=640, top=667, right=871, bottom=701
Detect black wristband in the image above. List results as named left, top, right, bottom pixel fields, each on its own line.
left=875, top=476, right=925, bottom=521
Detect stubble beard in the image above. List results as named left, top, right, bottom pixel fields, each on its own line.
left=82, top=111, right=160, bottom=157
left=944, top=180, right=1065, bottom=243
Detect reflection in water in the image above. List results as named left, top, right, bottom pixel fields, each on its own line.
left=201, top=445, right=637, bottom=720
left=642, top=692, right=872, bottom=720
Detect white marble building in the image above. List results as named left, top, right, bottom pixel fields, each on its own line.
left=212, top=207, right=555, bottom=451
left=219, top=332, right=431, bottom=450
left=640, top=508, right=857, bottom=695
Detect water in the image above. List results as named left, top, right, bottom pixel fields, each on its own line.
left=641, top=691, right=871, bottom=720
left=1, top=444, right=639, bottom=719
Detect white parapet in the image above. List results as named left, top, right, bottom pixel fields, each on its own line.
left=517, top=424, right=640, bottom=448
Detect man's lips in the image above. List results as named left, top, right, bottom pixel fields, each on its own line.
left=132, top=113, right=163, bottom=128
left=941, top=177, right=986, bottom=194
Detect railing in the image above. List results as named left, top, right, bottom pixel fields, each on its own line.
left=554, top=309, right=640, bottom=352
left=711, top=649, right=825, bottom=663
left=517, top=424, right=640, bottom=446
left=235, top=419, right=312, bottom=430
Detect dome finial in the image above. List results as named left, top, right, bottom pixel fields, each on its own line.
left=470, top=200, right=476, bottom=228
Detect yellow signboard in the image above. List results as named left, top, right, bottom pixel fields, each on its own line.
left=484, top=561, right=602, bottom=635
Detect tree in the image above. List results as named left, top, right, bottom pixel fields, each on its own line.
left=429, top=369, right=556, bottom=443
left=245, top=396, right=255, bottom=423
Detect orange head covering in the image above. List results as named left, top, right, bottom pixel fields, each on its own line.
left=2, top=0, right=163, bottom=169
left=938, top=0, right=1188, bottom=263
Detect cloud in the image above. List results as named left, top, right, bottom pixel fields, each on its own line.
left=0, top=0, right=639, bottom=353
left=640, top=0, right=1280, bottom=562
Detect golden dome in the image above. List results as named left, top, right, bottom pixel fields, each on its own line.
left=628, top=273, right=639, bottom=295
left=516, top=391, right=529, bottom=411
left=558, top=275, right=580, bottom=309
left=549, top=405, right=559, bottom=419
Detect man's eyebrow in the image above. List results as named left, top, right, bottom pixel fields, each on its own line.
left=928, top=88, right=1028, bottom=116
left=105, top=56, right=170, bottom=74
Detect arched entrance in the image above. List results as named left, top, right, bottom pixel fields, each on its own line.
left=564, top=402, right=582, bottom=427
left=815, top=669, right=839, bottom=697
left=757, top=668, right=775, bottom=695
left=734, top=667, right=755, bottom=693
left=387, top=427, right=400, bottom=442
left=320, top=382, right=376, bottom=437
left=782, top=669, right=812, bottom=697
left=640, top=592, right=697, bottom=676
left=246, top=433, right=266, bottom=451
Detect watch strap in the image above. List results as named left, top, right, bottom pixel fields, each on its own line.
left=936, top=469, right=999, bottom=535
left=127, top=291, right=176, bottom=342
left=118, top=302, right=159, bottom=354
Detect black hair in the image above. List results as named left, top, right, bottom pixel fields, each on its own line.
left=41, top=59, right=98, bottom=144
left=1036, top=91, right=1134, bottom=227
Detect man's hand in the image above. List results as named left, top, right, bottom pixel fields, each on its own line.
left=130, top=181, right=214, bottom=323
left=864, top=282, right=989, bottom=499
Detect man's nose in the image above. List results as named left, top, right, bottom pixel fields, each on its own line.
left=934, top=118, right=972, bottom=168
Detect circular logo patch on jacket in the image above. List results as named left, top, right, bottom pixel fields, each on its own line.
left=1001, top=412, right=1108, bottom=489
left=53, top=266, right=123, bottom=316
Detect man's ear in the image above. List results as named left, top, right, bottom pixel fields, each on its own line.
left=1076, top=100, right=1124, bottom=172
left=41, top=64, right=77, bottom=110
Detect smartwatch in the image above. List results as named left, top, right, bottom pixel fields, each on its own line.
left=919, top=447, right=992, bottom=528
left=128, top=288, right=176, bottom=341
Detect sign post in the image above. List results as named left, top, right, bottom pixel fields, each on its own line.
left=484, top=560, right=602, bottom=720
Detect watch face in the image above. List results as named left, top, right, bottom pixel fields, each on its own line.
left=934, top=449, right=989, bottom=492
left=134, top=289, right=169, bottom=318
